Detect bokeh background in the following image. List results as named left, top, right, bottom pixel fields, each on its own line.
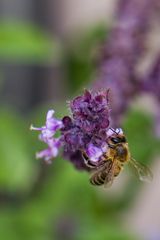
left=0, top=1, right=160, bottom=240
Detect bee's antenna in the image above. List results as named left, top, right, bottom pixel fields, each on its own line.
left=110, top=128, right=118, bottom=135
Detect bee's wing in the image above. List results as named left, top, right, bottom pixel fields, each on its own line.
left=104, top=159, right=115, bottom=188
left=129, top=158, right=153, bottom=182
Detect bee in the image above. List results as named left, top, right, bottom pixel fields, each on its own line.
left=83, top=128, right=153, bottom=187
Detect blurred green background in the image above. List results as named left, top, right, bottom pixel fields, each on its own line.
left=0, top=1, right=160, bottom=240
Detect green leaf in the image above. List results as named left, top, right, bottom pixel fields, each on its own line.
left=0, top=109, right=37, bottom=192
left=65, top=24, right=108, bottom=92
left=123, top=110, right=156, bottom=164
left=0, top=21, right=61, bottom=64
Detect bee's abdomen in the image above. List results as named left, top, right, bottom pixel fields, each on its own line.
left=90, top=171, right=106, bottom=186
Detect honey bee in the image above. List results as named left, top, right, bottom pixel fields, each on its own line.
left=83, top=128, right=153, bottom=187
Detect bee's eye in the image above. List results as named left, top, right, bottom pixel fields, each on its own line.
left=111, top=137, right=120, bottom=144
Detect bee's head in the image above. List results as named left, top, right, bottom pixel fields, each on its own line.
left=107, top=128, right=126, bottom=148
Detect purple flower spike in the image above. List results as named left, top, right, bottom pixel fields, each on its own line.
left=61, top=89, right=111, bottom=169
left=142, top=55, right=160, bottom=138
left=31, top=91, right=125, bottom=169
left=31, top=110, right=63, bottom=162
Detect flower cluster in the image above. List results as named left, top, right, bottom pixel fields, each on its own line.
left=142, top=55, right=160, bottom=137
left=93, top=0, right=157, bottom=126
left=61, top=90, right=110, bottom=169
left=142, top=56, right=160, bottom=101
left=31, top=90, right=121, bottom=169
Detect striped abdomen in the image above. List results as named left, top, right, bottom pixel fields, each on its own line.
left=90, top=171, right=107, bottom=186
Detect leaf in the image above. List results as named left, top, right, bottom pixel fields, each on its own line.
left=123, top=110, right=156, bottom=164
left=65, top=24, right=108, bottom=92
left=0, top=109, right=37, bottom=192
left=0, top=22, right=61, bottom=64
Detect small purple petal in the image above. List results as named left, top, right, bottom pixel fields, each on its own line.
left=46, top=110, right=63, bottom=132
left=39, top=129, right=53, bottom=141
left=36, top=138, right=62, bottom=162
left=47, top=110, right=55, bottom=119
left=86, top=143, right=104, bottom=162
left=36, top=149, right=51, bottom=160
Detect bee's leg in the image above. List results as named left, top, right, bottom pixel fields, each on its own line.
left=82, top=152, right=97, bottom=168
left=114, top=163, right=123, bottom=177
left=86, top=159, right=108, bottom=170
left=83, top=153, right=105, bottom=169
left=85, top=160, right=98, bottom=168
left=82, top=152, right=110, bottom=169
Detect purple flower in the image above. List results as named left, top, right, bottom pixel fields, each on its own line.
left=31, top=90, right=124, bottom=169
left=36, top=138, right=62, bottom=163
left=30, top=110, right=63, bottom=163
left=142, top=55, right=160, bottom=138
left=93, top=0, right=157, bottom=126
left=61, top=89, right=111, bottom=169
left=86, top=143, right=107, bottom=162
left=142, top=55, right=160, bottom=100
